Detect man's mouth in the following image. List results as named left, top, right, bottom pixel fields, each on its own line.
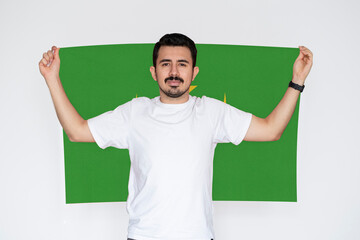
left=165, top=76, right=184, bottom=87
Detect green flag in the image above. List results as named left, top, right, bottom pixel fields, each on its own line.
left=59, top=44, right=299, bottom=204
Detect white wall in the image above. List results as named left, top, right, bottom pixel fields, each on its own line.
left=1, top=0, right=359, bottom=239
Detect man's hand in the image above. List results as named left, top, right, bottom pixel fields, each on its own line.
left=39, top=46, right=60, bottom=82
left=292, top=46, right=313, bottom=85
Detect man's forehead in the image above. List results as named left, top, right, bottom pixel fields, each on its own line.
left=157, top=46, right=192, bottom=61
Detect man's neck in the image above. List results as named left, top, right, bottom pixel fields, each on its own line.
left=159, top=92, right=190, bottom=104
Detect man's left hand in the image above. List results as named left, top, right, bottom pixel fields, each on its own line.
left=292, top=46, right=313, bottom=85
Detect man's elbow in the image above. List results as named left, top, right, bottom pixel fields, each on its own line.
left=271, top=131, right=283, bottom=141
left=67, top=133, right=77, bottom=142
left=67, top=131, right=87, bottom=142
left=266, top=128, right=282, bottom=141
left=66, top=122, right=94, bottom=143
left=66, top=120, right=90, bottom=142
left=66, top=130, right=82, bottom=142
left=272, top=134, right=281, bottom=141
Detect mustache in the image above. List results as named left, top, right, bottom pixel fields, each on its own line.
left=165, top=76, right=184, bottom=83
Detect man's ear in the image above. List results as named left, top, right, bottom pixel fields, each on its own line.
left=192, top=66, right=199, bottom=81
left=150, top=66, right=157, bottom=82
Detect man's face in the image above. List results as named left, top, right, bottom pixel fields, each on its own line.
left=150, top=46, right=199, bottom=99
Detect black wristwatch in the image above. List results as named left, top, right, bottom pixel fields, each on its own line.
left=289, top=81, right=305, bottom=92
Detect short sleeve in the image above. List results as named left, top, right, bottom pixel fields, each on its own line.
left=87, top=101, right=132, bottom=149
left=213, top=100, right=252, bottom=145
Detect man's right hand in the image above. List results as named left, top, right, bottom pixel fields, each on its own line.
left=39, top=46, right=60, bottom=82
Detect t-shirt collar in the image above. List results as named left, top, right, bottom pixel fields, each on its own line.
left=155, top=95, right=195, bottom=109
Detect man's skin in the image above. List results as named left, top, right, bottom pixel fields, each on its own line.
left=39, top=44, right=313, bottom=142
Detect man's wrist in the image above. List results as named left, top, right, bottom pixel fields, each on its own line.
left=289, top=81, right=305, bottom=92
left=291, top=76, right=305, bottom=86
left=45, top=75, right=62, bottom=89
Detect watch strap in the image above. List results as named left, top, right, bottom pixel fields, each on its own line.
left=289, top=81, right=305, bottom=92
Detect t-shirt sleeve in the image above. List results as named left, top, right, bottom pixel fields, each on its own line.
left=212, top=99, right=252, bottom=145
left=87, top=101, right=132, bottom=149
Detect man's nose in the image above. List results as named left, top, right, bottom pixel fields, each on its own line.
left=170, top=64, right=179, bottom=76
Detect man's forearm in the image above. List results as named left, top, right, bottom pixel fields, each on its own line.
left=46, top=76, right=87, bottom=141
left=265, top=81, right=301, bottom=140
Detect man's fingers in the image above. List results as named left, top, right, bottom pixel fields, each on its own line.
left=52, top=46, right=60, bottom=60
left=47, top=49, right=54, bottom=59
left=43, top=52, right=50, bottom=62
left=300, top=46, right=313, bottom=56
left=41, top=47, right=58, bottom=68
left=39, top=46, right=59, bottom=77
left=296, top=49, right=304, bottom=61
left=301, top=49, right=312, bottom=55
left=303, top=51, right=313, bottom=62
left=299, top=47, right=313, bottom=67
left=41, top=57, right=48, bottom=66
left=298, top=46, right=313, bottom=63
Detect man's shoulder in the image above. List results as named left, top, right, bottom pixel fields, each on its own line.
left=195, top=95, right=226, bottom=107
left=126, top=96, right=153, bottom=108
left=131, top=96, right=152, bottom=103
left=112, top=96, right=151, bottom=110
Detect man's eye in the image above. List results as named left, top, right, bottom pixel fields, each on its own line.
left=179, top=63, right=187, bottom=67
left=162, top=63, right=169, bottom=66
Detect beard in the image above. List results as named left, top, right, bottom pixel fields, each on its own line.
left=159, top=83, right=191, bottom=98
left=156, top=74, right=192, bottom=98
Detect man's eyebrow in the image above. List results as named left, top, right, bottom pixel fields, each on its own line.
left=159, top=59, right=171, bottom=63
left=159, top=59, right=190, bottom=64
left=178, top=59, right=189, bottom=64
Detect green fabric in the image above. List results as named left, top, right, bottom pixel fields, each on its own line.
left=59, top=44, right=299, bottom=203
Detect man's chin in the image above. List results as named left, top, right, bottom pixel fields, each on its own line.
left=164, top=90, right=186, bottom=98
left=159, top=84, right=190, bottom=98
left=162, top=87, right=188, bottom=98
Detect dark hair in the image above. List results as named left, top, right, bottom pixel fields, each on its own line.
left=153, top=33, right=197, bottom=68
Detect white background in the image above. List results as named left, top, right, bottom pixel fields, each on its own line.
left=0, top=0, right=359, bottom=239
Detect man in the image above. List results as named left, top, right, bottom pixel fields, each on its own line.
left=39, top=33, right=313, bottom=240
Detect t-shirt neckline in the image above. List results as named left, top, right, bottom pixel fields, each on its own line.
left=155, top=95, right=195, bottom=109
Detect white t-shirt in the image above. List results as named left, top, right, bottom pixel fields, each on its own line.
left=87, top=95, right=252, bottom=240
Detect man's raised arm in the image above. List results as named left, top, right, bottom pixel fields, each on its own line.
left=244, top=46, right=313, bottom=142
left=39, top=46, right=95, bottom=142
